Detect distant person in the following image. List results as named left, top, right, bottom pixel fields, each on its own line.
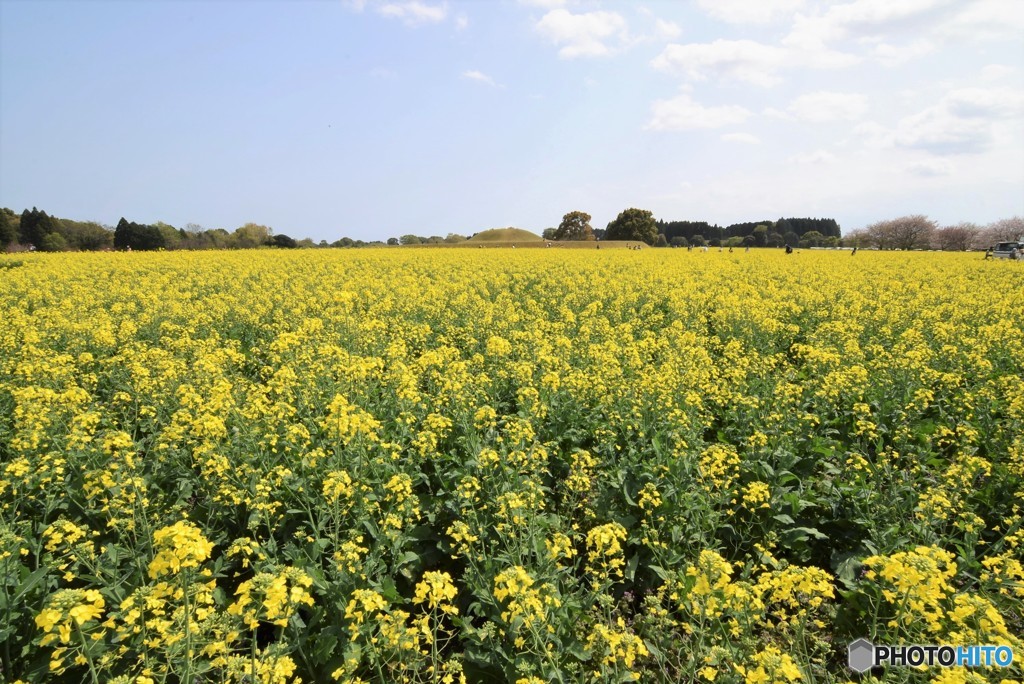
left=984, top=248, right=992, bottom=260
left=785, top=244, right=793, bottom=254
left=851, top=247, right=857, bottom=256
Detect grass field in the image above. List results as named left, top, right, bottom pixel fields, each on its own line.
left=1, top=249, right=1021, bottom=683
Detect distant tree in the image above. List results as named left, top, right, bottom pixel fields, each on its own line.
left=865, top=215, right=936, bottom=250
left=19, top=208, right=60, bottom=247
left=592, top=228, right=606, bottom=241
left=799, top=230, right=825, bottom=248
left=114, top=217, right=165, bottom=250
left=766, top=232, right=784, bottom=248
left=605, top=208, right=658, bottom=245
left=542, top=228, right=557, bottom=241
left=39, top=232, right=68, bottom=252
left=690, top=234, right=707, bottom=247
left=977, top=216, right=1024, bottom=248
left=752, top=225, right=769, bottom=247
left=271, top=234, right=298, bottom=248
left=782, top=231, right=800, bottom=248
left=0, top=208, right=17, bottom=248
left=58, top=219, right=113, bottom=250
left=399, top=235, right=422, bottom=245
left=934, top=223, right=979, bottom=251
left=154, top=222, right=182, bottom=250
left=670, top=236, right=688, bottom=248
left=424, top=236, right=445, bottom=244
left=232, top=223, right=272, bottom=249
left=444, top=233, right=467, bottom=243
left=387, top=237, right=399, bottom=246
left=554, top=211, right=595, bottom=241
left=655, top=234, right=668, bottom=247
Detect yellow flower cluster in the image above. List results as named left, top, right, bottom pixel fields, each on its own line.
left=147, top=520, right=215, bottom=579
left=228, top=567, right=315, bottom=629
left=3, top=248, right=1020, bottom=683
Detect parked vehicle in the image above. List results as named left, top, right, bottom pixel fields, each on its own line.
left=992, top=240, right=1022, bottom=259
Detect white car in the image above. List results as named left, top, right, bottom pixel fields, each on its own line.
left=992, top=241, right=1022, bottom=259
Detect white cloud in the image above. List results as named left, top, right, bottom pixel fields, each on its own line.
left=872, top=39, right=934, bottom=66
left=785, top=0, right=959, bottom=51
left=535, top=9, right=629, bottom=59
left=721, top=132, right=761, bottom=144
left=889, top=87, right=1024, bottom=155
left=937, top=0, right=1024, bottom=42
left=519, top=0, right=571, bottom=8
left=763, top=107, right=795, bottom=120
left=377, top=1, right=448, bottom=24
left=455, top=13, right=469, bottom=30
left=788, top=91, right=868, bottom=122
left=461, top=70, right=498, bottom=87
left=894, top=106, right=992, bottom=155
left=651, top=39, right=787, bottom=87
left=345, top=0, right=449, bottom=25
left=696, top=0, right=806, bottom=25
left=907, top=159, right=955, bottom=176
left=980, top=64, right=1016, bottom=82
left=647, top=93, right=752, bottom=130
left=654, top=18, right=682, bottom=40
left=789, top=149, right=838, bottom=164
left=944, top=87, right=1024, bottom=119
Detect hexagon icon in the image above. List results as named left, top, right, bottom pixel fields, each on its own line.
left=848, top=639, right=874, bottom=673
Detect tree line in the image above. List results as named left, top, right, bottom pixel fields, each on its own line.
left=844, top=215, right=1024, bottom=251
left=0, top=208, right=386, bottom=252
left=3, top=205, right=1020, bottom=253
left=539, top=210, right=842, bottom=248
left=546, top=209, right=1023, bottom=251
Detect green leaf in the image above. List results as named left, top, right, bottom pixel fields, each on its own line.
left=14, top=567, right=50, bottom=603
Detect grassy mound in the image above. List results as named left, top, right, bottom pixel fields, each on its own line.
left=468, top=227, right=544, bottom=243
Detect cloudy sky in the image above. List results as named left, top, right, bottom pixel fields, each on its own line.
left=1, top=0, right=1022, bottom=241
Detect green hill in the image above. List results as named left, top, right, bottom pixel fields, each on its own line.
left=468, top=227, right=543, bottom=243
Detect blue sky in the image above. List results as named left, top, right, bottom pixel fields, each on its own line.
left=1, top=0, right=1022, bottom=242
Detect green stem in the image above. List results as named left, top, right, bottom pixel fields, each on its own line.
left=76, top=625, right=101, bottom=684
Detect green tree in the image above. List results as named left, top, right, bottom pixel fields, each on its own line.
left=387, top=237, right=399, bottom=246
left=39, top=232, right=68, bottom=252
left=655, top=234, right=668, bottom=247
left=399, top=235, right=422, bottom=245
left=271, top=234, right=298, bottom=248
left=554, top=211, right=595, bottom=241
left=232, top=223, right=272, bottom=249
left=0, top=208, right=17, bottom=248
left=799, top=230, right=825, bottom=248
left=19, top=208, right=60, bottom=247
left=150, top=222, right=180, bottom=250
left=670, top=236, right=689, bottom=248
left=752, top=225, right=769, bottom=247
left=605, top=208, right=658, bottom=245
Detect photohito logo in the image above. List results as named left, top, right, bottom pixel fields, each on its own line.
left=848, top=639, right=1015, bottom=673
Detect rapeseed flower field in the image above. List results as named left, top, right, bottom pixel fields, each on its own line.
left=0, top=249, right=1021, bottom=683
